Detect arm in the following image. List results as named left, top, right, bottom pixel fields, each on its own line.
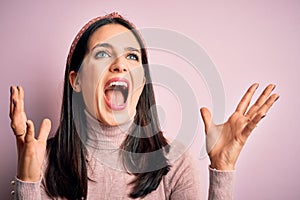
left=13, top=176, right=53, bottom=200
left=148, top=83, right=277, bottom=200
left=208, top=167, right=235, bottom=200
left=13, top=177, right=42, bottom=200
left=200, top=83, right=279, bottom=198
left=9, top=86, right=52, bottom=199
left=201, top=83, right=279, bottom=170
left=168, top=151, right=235, bottom=200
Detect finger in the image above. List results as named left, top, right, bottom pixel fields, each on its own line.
left=243, top=94, right=279, bottom=136
left=25, top=120, right=35, bottom=143
left=37, top=119, right=51, bottom=143
left=10, top=86, right=27, bottom=136
left=10, top=116, right=27, bottom=139
left=9, top=86, right=16, bottom=118
left=243, top=113, right=266, bottom=137
left=200, top=107, right=212, bottom=134
left=246, top=84, right=276, bottom=118
left=235, top=83, right=259, bottom=115
left=14, top=86, right=25, bottom=114
left=251, top=93, right=279, bottom=121
left=17, top=86, right=25, bottom=99
left=13, top=126, right=26, bottom=142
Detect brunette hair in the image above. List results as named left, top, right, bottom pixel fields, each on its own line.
left=45, top=14, right=170, bottom=199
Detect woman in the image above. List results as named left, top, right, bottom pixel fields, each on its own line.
left=9, top=12, right=279, bottom=199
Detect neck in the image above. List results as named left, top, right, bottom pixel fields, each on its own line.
left=84, top=110, right=133, bottom=150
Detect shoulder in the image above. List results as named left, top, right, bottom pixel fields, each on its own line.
left=162, top=140, right=202, bottom=196
left=164, top=140, right=200, bottom=183
left=166, top=140, right=198, bottom=168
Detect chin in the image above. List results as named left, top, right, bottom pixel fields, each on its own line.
left=99, top=105, right=135, bottom=126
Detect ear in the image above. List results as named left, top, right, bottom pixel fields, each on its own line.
left=69, top=71, right=81, bottom=92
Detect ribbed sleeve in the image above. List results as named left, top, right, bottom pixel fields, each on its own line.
left=14, top=177, right=42, bottom=200
left=208, top=167, right=235, bottom=200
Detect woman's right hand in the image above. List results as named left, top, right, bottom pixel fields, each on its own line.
left=9, top=86, right=51, bottom=182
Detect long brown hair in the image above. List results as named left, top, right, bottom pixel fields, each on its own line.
left=45, top=14, right=170, bottom=199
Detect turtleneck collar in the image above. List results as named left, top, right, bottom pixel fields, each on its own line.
left=84, top=110, right=135, bottom=174
left=84, top=109, right=133, bottom=150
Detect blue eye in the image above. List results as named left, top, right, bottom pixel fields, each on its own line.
left=95, top=51, right=110, bottom=58
left=127, top=53, right=139, bottom=61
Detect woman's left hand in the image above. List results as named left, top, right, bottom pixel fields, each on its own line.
left=200, top=83, right=279, bottom=170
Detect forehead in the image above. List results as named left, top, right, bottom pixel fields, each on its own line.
left=88, top=24, right=141, bottom=50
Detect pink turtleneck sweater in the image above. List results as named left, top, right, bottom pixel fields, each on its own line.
left=12, top=111, right=235, bottom=199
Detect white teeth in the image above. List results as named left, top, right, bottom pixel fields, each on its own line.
left=109, top=81, right=128, bottom=88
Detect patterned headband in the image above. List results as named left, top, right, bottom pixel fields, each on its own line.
left=67, top=12, right=141, bottom=67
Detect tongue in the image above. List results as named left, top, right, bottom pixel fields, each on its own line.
left=105, top=89, right=125, bottom=106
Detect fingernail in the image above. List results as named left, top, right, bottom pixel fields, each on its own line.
left=272, top=84, right=276, bottom=91
left=275, top=96, right=280, bottom=102
left=261, top=115, right=266, bottom=119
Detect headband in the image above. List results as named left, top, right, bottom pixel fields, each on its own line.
left=67, top=12, right=142, bottom=67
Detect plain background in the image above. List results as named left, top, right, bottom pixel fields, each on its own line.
left=1, top=0, right=299, bottom=199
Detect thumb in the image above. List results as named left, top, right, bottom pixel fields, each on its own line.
left=200, top=108, right=221, bottom=154
left=200, top=107, right=212, bottom=134
left=37, top=118, right=51, bottom=143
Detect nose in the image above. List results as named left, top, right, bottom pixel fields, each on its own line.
left=109, top=57, right=128, bottom=73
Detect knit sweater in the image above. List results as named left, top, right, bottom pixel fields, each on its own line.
left=12, top=111, right=235, bottom=199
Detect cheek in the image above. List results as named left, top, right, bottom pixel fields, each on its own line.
left=80, top=62, right=107, bottom=114
left=81, top=60, right=107, bottom=81
left=129, top=65, right=145, bottom=112
left=131, top=65, right=145, bottom=91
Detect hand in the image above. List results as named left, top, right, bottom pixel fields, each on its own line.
left=9, top=86, right=51, bottom=181
left=200, top=83, right=279, bottom=170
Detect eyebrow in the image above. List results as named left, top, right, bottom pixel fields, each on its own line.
left=91, top=43, right=141, bottom=53
left=91, top=43, right=113, bottom=51
left=124, top=47, right=141, bottom=53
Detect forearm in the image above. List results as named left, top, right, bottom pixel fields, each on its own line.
left=208, top=167, right=235, bottom=200
left=12, top=177, right=42, bottom=200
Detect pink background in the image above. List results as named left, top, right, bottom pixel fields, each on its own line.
left=1, top=0, right=299, bottom=199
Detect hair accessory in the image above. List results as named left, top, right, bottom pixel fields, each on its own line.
left=67, top=12, right=136, bottom=67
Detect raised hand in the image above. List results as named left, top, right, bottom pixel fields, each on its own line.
left=200, top=83, right=279, bottom=170
left=9, top=86, right=51, bottom=181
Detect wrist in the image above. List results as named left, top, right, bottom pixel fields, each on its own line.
left=210, top=160, right=235, bottom=171
left=209, top=151, right=238, bottom=171
left=17, top=171, right=41, bottom=182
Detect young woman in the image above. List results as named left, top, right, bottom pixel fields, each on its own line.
left=9, top=12, right=279, bottom=199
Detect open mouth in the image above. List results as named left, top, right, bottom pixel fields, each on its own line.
left=104, top=78, right=129, bottom=111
